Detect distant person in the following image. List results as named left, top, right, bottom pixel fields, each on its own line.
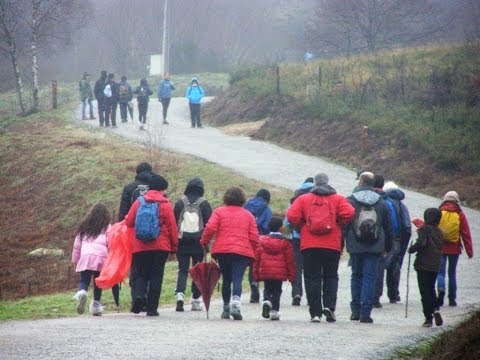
left=79, top=72, right=95, bottom=120
left=104, top=73, right=119, bottom=128
left=158, top=72, right=175, bottom=124
left=185, top=77, right=205, bottom=128
left=134, top=78, right=153, bottom=130
left=118, top=75, right=133, bottom=123
left=94, top=70, right=108, bottom=126
left=287, top=173, right=355, bottom=323
left=253, top=216, right=295, bottom=321
left=200, top=187, right=259, bottom=320
left=71, top=203, right=113, bottom=316
left=174, top=177, right=212, bottom=312
left=408, top=208, right=444, bottom=328
left=125, top=174, right=178, bottom=316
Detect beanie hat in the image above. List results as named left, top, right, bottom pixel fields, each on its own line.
left=149, top=174, right=169, bottom=191
left=314, top=173, right=329, bottom=186
left=256, top=189, right=271, bottom=203
left=443, top=191, right=460, bottom=204
left=383, top=181, right=399, bottom=192
left=136, top=162, right=152, bottom=174
left=424, top=208, right=442, bottom=226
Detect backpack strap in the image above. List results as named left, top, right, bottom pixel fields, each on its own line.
left=138, top=196, right=145, bottom=205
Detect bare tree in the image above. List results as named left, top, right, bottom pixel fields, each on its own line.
left=463, top=0, right=480, bottom=42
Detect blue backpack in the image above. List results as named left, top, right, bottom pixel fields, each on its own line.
left=135, top=197, right=161, bottom=242
left=385, top=198, right=400, bottom=239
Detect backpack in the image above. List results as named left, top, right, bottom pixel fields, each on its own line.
left=138, top=87, right=147, bottom=99
left=438, top=210, right=460, bottom=243
left=103, top=84, right=112, bottom=98
left=354, top=204, right=379, bottom=245
left=307, top=196, right=333, bottom=235
left=178, top=196, right=205, bottom=238
left=119, top=84, right=129, bottom=100
left=244, top=201, right=268, bottom=234
left=131, top=184, right=149, bottom=204
left=134, top=196, right=161, bottom=242
left=385, top=198, right=400, bottom=239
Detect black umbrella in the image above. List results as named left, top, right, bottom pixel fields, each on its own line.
left=112, top=283, right=121, bottom=311
left=127, top=102, right=134, bottom=121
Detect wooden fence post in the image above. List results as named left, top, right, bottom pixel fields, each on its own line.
left=52, top=80, right=57, bottom=109
left=276, top=64, right=280, bottom=95
left=362, top=126, right=369, bottom=155
left=317, top=66, right=322, bottom=88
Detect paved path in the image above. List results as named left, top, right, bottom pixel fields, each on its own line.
left=1, top=98, right=478, bottom=359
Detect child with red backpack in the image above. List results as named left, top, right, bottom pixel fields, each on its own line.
left=253, top=216, right=296, bottom=320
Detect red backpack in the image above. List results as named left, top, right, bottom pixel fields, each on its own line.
left=307, top=196, right=333, bottom=234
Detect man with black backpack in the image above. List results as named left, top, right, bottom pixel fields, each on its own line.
left=173, top=177, right=212, bottom=312
left=118, top=75, right=133, bottom=123
left=344, top=172, right=394, bottom=324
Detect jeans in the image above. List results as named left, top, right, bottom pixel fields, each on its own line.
left=350, top=253, right=381, bottom=318
left=291, top=238, right=303, bottom=299
left=131, top=250, right=168, bottom=313
left=189, top=103, right=202, bottom=127
left=417, top=270, right=438, bottom=320
left=81, top=98, right=94, bottom=119
left=138, top=103, right=148, bottom=124
left=161, top=97, right=171, bottom=121
left=264, top=280, right=283, bottom=311
left=302, top=248, right=340, bottom=318
left=437, top=254, right=459, bottom=301
left=119, top=102, right=128, bottom=121
left=79, top=270, right=102, bottom=301
left=175, top=253, right=204, bottom=299
left=216, top=254, right=249, bottom=304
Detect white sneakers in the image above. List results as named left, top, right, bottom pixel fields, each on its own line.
left=191, top=298, right=203, bottom=311
left=90, top=301, right=104, bottom=316
left=310, top=316, right=321, bottom=323
left=270, top=310, right=280, bottom=321
left=231, top=296, right=242, bottom=320
left=73, top=290, right=87, bottom=315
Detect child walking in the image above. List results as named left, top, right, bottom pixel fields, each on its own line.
left=408, top=208, right=444, bottom=328
left=71, top=203, right=111, bottom=316
left=253, top=217, right=296, bottom=320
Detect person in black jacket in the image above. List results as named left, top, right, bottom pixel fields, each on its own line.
left=94, top=70, right=108, bottom=126
left=173, top=177, right=212, bottom=312
left=134, top=78, right=154, bottom=130
left=104, top=73, right=119, bottom=128
left=118, top=162, right=153, bottom=221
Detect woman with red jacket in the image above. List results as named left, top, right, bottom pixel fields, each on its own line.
left=125, top=174, right=178, bottom=316
left=253, top=216, right=295, bottom=321
left=437, top=191, right=474, bottom=307
left=201, top=187, right=259, bottom=320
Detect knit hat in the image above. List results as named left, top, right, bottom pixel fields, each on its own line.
left=136, top=162, right=152, bottom=174
left=383, top=181, right=399, bottom=192
left=443, top=191, right=460, bottom=204
left=149, top=174, right=169, bottom=191
left=314, top=173, right=329, bottom=186
left=256, top=189, right=271, bottom=203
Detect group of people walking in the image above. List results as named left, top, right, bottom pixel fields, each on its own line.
left=79, top=71, right=205, bottom=130
left=71, top=163, right=473, bottom=327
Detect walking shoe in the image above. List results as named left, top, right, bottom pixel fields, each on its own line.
left=389, top=298, right=398, bottom=304
left=310, top=316, right=321, bottom=323
left=270, top=310, right=280, bottom=321
left=292, top=295, right=301, bottom=306
left=139, top=124, right=144, bottom=130
left=350, top=313, right=360, bottom=321
left=250, top=284, right=260, bottom=303
left=437, top=289, right=445, bottom=307
left=323, top=308, right=336, bottom=323
left=162, top=120, right=169, bottom=124
left=262, top=300, right=272, bottom=319
left=359, top=316, right=374, bottom=323
left=131, top=297, right=146, bottom=314
left=433, top=310, right=443, bottom=326
left=146, top=310, right=159, bottom=316
left=74, top=290, right=87, bottom=315
left=422, top=318, right=433, bottom=327
left=231, top=297, right=242, bottom=320
left=90, top=301, right=104, bottom=316
left=221, top=304, right=230, bottom=319
left=191, top=298, right=203, bottom=311
left=175, top=293, right=185, bottom=312
left=82, top=116, right=87, bottom=120
left=90, top=116, right=96, bottom=120
left=372, top=301, right=383, bottom=308
left=449, top=299, right=457, bottom=307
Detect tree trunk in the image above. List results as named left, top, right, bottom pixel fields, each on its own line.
left=30, top=0, right=39, bottom=112
left=9, top=40, right=26, bottom=115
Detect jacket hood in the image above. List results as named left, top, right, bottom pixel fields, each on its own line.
left=299, top=181, right=314, bottom=190
left=191, top=77, right=198, bottom=84
left=374, top=188, right=388, bottom=199
left=385, top=188, right=405, bottom=201
left=143, top=190, right=167, bottom=203
left=245, top=197, right=268, bottom=215
left=310, top=184, right=336, bottom=196
left=260, top=235, right=287, bottom=254
left=352, top=188, right=381, bottom=205
left=135, top=170, right=154, bottom=184
left=440, top=201, right=461, bottom=212
left=184, top=177, right=204, bottom=196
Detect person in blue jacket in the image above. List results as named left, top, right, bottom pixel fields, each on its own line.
left=185, top=78, right=205, bottom=128
left=158, top=73, right=175, bottom=125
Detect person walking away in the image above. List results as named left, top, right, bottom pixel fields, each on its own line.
left=200, top=187, right=259, bottom=320
left=79, top=72, right=95, bottom=120
left=244, top=189, right=273, bottom=303
left=174, top=177, right=213, bottom=312
left=185, top=77, right=205, bottom=128
left=284, top=177, right=314, bottom=306
left=436, top=191, right=473, bottom=307
left=253, top=217, right=295, bottom=320
left=134, top=78, right=153, bottom=130
left=344, top=172, right=393, bottom=324
left=71, top=203, right=112, bottom=316
left=104, top=73, right=119, bottom=128
left=94, top=70, right=107, bottom=126
left=118, top=75, right=133, bottom=123
left=125, top=174, right=178, bottom=316
left=287, top=173, right=355, bottom=323
left=408, top=208, right=445, bottom=327
left=158, top=72, right=175, bottom=124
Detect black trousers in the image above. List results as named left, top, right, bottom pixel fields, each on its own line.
left=175, top=253, right=204, bottom=299
left=302, top=248, right=340, bottom=318
left=97, top=98, right=107, bottom=126
left=189, top=103, right=202, bottom=127
left=417, top=270, right=438, bottom=320
left=119, top=102, right=128, bottom=121
left=291, top=237, right=303, bottom=298
left=264, top=280, right=283, bottom=311
left=138, top=103, right=148, bottom=124
left=131, top=250, right=168, bottom=313
left=161, top=97, right=171, bottom=120
left=105, top=101, right=118, bottom=126
left=79, top=270, right=102, bottom=301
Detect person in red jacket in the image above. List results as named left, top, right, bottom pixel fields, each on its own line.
left=436, top=191, right=474, bottom=307
left=253, top=216, right=295, bottom=321
left=286, top=173, right=355, bottom=323
left=125, top=174, right=178, bottom=316
left=200, top=187, right=259, bottom=320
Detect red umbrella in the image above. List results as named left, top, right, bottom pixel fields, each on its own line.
left=188, top=258, right=221, bottom=319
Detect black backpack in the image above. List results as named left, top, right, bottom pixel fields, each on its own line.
left=354, top=205, right=379, bottom=245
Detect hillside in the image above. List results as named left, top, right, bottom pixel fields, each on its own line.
left=203, top=44, right=480, bottom=208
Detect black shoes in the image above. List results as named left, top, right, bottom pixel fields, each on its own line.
left=350, top=313, right=360, bottom=321
left=422, top=318, right=433, bottom=327
left=249, top=285, right=260, bottom=304
left=359, top=316, right=374, bottom=323
left=146, top=310, right=159, bottom=316
left=433, top=310, right=443, bottom=326
left=437, top=290, right=445, bottom=307
left=372, top=301, right=383, bottom=308
left=292, top=296, right=301, bottom=306
left=449, top=299, right=457, bottom=307
left=323, top=308, right=336, bottom=323
left=131, top=297, right=146, bottom=314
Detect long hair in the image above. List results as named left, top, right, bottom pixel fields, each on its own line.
left=77, top=203, right=111, bottom=240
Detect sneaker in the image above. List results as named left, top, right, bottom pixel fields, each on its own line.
left=191, top=298, right=203, bottom=311
left=250, top=285, right=260, bottom=304
left=231, top=297, right=242, bottom=320
left=372, top=301, right=383, bottom=308
left=449, top=299, right=457, bottom=307
left=433, top=310, right=443, bottom=326
left=389, top=299, right=398, bottom=304
left=422, top=318, right=433, bottom=327
left=139, top=125, right=144, bottom=130
left=221, top=304, right=230, bottom=319
left=270, top=310, right=280, bottom=321
left=310, top=316, right=321, bottom=323
left=131, top=297, right=146, bottom=314
left=262, top=300, right=272, bottom=319
left=360, top=316, right=374, bottom=323
left=82, top=116, right=87, bottom=120
left=437, top=289, right=445, bottom=307
left=74, top=290, right=87, bottom=315
left=292, top=295, right=301, bottom=306
left=350, top=313, right=360, bottom=321
left=323, top=308, right=336, bottom=323
left=175, top=293, right=185, bottom=312
left=146, top=310, right=159, bottom=316
left=162, top=120, right=169, bottom=124
left=90, top=301, right=104, bottom=316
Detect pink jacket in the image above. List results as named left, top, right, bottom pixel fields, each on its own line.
left=71, top=225, right=111, bottom=272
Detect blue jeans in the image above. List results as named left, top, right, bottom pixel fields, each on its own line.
left=350, top=253, right=381, bottom=317
left=437, top=254, right=459, bottom=301
left=81, top=98, right=94, bottom=119
left=216, top=254, right=249, bottom=304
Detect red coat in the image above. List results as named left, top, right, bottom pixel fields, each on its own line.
left=125, top=190, right=178, bottom=254
left=286, top=190, right=355, bottom=252
left=253, top=234, right=296, bottom=282
left=439, top=202, right=473, bottom=258
left=200, top=205, right=258, bottom=260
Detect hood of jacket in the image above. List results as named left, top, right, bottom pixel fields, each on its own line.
left=352, top=187, right=381, bottom=205
left=440, top=201, right=461, bottom=212
left=244, top=197, right=268, bottom=216
left=142, top=189, right=168, bottom=203
left=385, top=188, right=405, bottom=201
left=135, top=170, right=154, bottom=184
left=184, top=177, right=204, bottom=197
left=310, top=184, right=336, bottom=196
left=260, top=234, right=287, bottom=254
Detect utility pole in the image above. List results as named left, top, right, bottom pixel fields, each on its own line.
left=162, top=0, right=170, bottom=74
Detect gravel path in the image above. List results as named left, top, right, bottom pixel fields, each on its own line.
left=1, top=98, right=478, bottom=359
